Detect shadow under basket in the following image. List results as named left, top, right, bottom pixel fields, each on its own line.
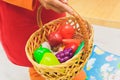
left=25, top=6, right=94, bottom=80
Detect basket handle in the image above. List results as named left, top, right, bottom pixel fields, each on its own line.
left=37, top=6, right=43, bottom=28
left=37, top=5, right=84, bottom=28
left=37, top=4, right=89, bottom=48
left=37, top=5, right=90, bottom=53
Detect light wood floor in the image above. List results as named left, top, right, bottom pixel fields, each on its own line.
left=69, top=0, right=120, bottom=28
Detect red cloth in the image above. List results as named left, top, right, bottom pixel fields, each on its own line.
left=0, top=0, right=66, bottom=67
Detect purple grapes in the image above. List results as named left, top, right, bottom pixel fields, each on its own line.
left=55, top=48, right=73, bottom=63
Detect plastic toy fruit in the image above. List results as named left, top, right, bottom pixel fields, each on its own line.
left=40, top=52, right=60, bottom=66
left=33, top=45, right=51, bottom=63
left=60, top=24, right=75, bottom=39
left=56, top=48, right=73, bottom=63
left=48, top=32, right=62, bottom=47
left=64, top=43, right=78, bottom=53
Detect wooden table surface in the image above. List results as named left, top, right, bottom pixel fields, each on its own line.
left=69, top=0, right=120, bottom=28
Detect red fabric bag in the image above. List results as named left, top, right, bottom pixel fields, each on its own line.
left=0, top=0, right=66, bottom=67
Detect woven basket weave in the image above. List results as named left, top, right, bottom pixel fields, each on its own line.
left=25, top=6, right=94, bottom=80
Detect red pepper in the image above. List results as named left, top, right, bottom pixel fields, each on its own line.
left=64, top=43, right=78, bottom=53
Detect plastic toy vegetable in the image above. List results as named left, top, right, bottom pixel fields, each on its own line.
left=64, top=43, right=78, bottom=53
left=40, top=52, right=60, bottom=66
left=33, top=45, right=51, bottom=63
left=62, top=39, right=82, bottom=46
left=48, top=31, right=62, bottom=47
left=60, top=24, right=75, bottom=39
left=56, top=48, right=73, bottom=63
left=41, top=42, right=51, bottom=50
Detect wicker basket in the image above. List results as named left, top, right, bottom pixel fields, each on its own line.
left=25, top=6, right=94, bottom=80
